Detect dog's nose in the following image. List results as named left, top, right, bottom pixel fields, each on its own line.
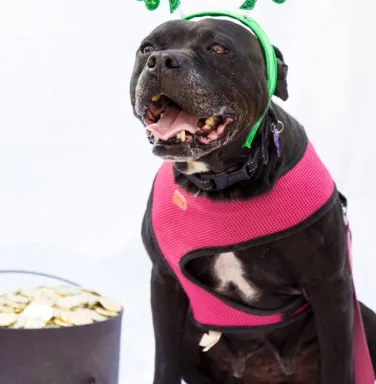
left=147, top=52, right=182, bottom=73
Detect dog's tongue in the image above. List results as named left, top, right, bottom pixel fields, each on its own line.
left=146, top=106, right=199, bottom=140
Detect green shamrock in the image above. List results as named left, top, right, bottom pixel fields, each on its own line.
left=141, top=0, right=159, bottom=11
left=240, top=0, right=286, bottom=9
left=138, top=0, right=180, bottom=13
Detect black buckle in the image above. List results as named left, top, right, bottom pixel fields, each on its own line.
left=201, top=161, right=251, bottom=191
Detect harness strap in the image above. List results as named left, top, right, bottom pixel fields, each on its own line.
left=347, top=230, right=375, bottom=383
left=353, top=295, right=375, bottom=383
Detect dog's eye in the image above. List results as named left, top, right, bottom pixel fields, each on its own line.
left=209, top=44, right=229, bottom=55
left=141, top=45, right=156, bottom=54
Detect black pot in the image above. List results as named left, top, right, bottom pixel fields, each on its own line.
left=0, top=270, right=122, bottom=384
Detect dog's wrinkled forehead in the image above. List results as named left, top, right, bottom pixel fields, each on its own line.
left=142, top=18, right=263, bottom=57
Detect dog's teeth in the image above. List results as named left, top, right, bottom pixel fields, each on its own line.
left=147, top=110, right=155, bottom=121
left=202, top=124, right=212, bottom=131
left=205, top=116, right=219, bottom=126
left=176, top=131, right=186, bottom=142
left=152, top=95, right=161, bottom=102
left=154, top=108, right=164, bottom=117
left=205, top=116, right=220, bottom=126
left=208, top=131, right=218, bottom=140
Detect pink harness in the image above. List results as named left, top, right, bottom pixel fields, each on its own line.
left=151, top=141, right=374, bottom=381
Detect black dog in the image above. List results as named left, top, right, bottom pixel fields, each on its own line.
left=130, top=18, right=376, bottom=384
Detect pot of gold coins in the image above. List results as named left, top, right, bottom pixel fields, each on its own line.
left=0, top=270, right=123, bottom=384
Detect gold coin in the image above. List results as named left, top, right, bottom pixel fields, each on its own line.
left=53, top=318, right=71, bottom=327
left=57, top=311, right=74, bottom=325
left=95, top=307, right=118, bottom=317
left=71, top=293, right=96, bottom=306
left=0, top=313, right=17, bottom=327
left=21, top=303, right=54, bottom=323
left=27, top=287, right=60, bottom=303
left=31, top=297, right=56, bottom=306
left=99, top=297, right=121, bottom=313
left=69, top=310, right=94, bottom=326
left=5, top=293, right=29, bottom=304
left=53, top=286, right=83, bottom=297
left=81, top=288, right=101, bottom=297
left=20, top=287, right=44, bottom=298
left=45, top=323, right=59, bottom=328
left=23, top=318, right=46, bottom=329
left=56, top=296, right=80, bottom=309
left=0, top=306, right=14, bottom=314
left=53, top=308, right=64, bottom=318
left=12, top=317, right=26, bottom=329
left=81, top=308, right=107, bottom=322
left=38, top=287, right=57, bottom=296
left=5, top=300, right=26, bottom=310
left=83, top=294, right=99, bottom=305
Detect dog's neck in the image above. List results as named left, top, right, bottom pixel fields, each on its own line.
left=182, top=133, right=266, bottom=192
left=173, top=103, right=307, bottom=201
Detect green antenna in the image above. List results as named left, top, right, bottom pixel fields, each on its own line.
left=169, top=0, right=181, bottom=13
left=240, top=0, right=257, bottom=10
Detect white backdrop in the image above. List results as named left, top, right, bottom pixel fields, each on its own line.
left=0, top=0, right=375, bottom=382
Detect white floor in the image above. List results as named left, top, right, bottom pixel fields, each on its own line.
left=1, top=1, right=376, bottom=382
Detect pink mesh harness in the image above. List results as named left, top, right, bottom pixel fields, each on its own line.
left=152, top=141, right=333, bottom=327
left=151, top=141, right=375, bottom=382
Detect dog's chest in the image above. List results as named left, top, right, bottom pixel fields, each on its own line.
left=186, top=248, right=299, bottom=309
left=213, top=252, right=261, bottom=304
left=151, top=149, right=334, bottom=321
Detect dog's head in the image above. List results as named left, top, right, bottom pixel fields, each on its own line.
left=130, top=18, right=288, bottom=164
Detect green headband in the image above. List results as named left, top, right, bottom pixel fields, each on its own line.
left=137, top=3, right=280, bottom=148
left=138, top=0, right=286, bottom=13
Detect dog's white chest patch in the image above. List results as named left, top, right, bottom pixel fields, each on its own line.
left=186, top=161, right=209, bottom=174
left=213, top=252, right=260, bottom=303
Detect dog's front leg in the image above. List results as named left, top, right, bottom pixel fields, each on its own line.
left=151, top=263, right=189, bottom=384
left=304, top=274, right=354, bottom=384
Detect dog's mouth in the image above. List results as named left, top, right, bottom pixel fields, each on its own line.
left=144, top=94, right=233, bottom=147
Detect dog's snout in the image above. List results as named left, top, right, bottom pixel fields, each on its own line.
left=147, top=52, right=182, bottom=74
left=147, top=54, right=156, bottom=70
left=162, top=53, right=181, bottom=69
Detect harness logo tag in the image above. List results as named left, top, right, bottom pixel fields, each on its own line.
left=172, top=190, right=187, bottom=210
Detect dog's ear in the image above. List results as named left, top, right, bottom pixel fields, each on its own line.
left=273, top=46, right=289, bottom=101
